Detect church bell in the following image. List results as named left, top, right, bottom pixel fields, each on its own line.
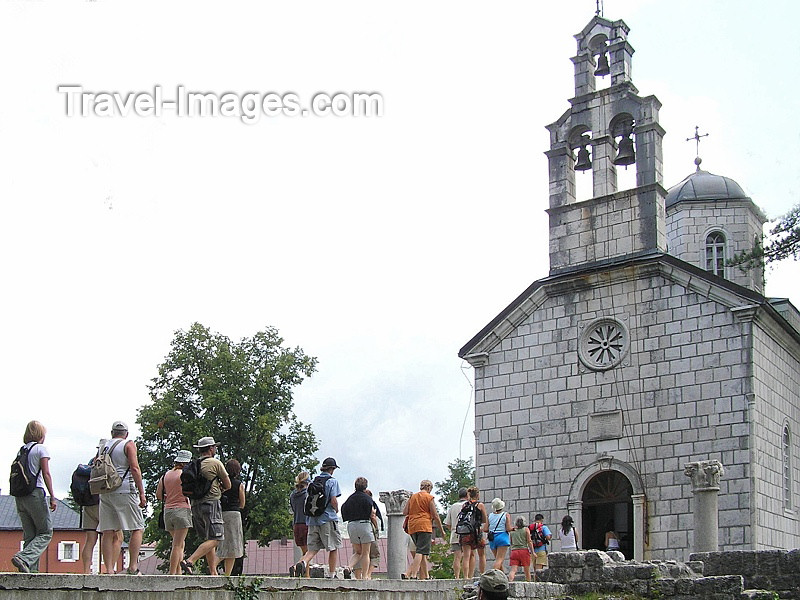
left=613, top=135, right=636, bottom=166
left=575, top=145, right=592, bottom=171
left=595, top=52, right=610, bottom=77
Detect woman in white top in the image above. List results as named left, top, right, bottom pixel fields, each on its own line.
left=12, top=420, right=56, bottom=573
left=557, top=515, right=578, bottom=551
left=605, top=521, right=621, bottom=551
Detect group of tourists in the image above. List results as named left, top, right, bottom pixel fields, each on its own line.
left=288, top=457, right=384, bottom=580
left=9, top=419, right=617, bottom=585
left=410, top=483, right=586, bottom=582
left=9, top=419, right=245, bottom=575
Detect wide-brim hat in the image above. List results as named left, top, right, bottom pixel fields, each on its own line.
left=175, top=449, right=193, bottom=463
left=491, top=498, right=505, bottom=511
left=193, top=436, right=218, bottom=449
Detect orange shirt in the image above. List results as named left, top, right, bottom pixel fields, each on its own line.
left=407, top=491, right=434, bottom=534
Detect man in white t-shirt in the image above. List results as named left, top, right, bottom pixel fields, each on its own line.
left=446, top=487, right=469, bottom=579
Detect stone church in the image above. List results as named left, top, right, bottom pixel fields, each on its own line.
left=459, top=14, right=800, bottom=561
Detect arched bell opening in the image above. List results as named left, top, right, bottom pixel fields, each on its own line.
left=568, top=126, right=593, bottom=202
left=581, top=470, right=634, bottom=559
left=609, top=113, right=637, bottom=191
left=588, top=34, right=611, bottom=90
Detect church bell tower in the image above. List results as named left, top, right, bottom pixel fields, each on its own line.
left=546, top=16, right=667, bottom=275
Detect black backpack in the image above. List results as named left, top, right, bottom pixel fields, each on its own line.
left=181, top=457, right=213, bottom=500
left=455, top=501, right=482, bottom=536
left=71, top=462, right=100, bottom=506
left=303, top=473, right=331, bottom=517
left=9, top=443, right=41, bottom=497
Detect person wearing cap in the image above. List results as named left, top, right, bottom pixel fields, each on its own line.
left=156, top=449, right=194, bottom=575
left=478, top=568, right=510, bottom=600
left=291, top=457, right=342, bottom=578
left=98, top=421, right=147, bottom=575
left=289, top=471, right=310, bottom=556
left=181, top=437, right=231, bottom=575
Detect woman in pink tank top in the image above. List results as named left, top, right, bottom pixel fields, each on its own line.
left=156, top=450, right=193, bottom=574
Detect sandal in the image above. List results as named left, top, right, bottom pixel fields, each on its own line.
left=180, top=559, right=194, bottom=575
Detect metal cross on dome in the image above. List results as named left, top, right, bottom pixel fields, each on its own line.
left=686, top=125, right=709, bottom=170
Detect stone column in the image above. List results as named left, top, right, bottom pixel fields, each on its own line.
left=380, top=489, right=411, bottom=579
left=684, top=460, right=725, bottom=553
left=631, top=494, right=645, bottom=561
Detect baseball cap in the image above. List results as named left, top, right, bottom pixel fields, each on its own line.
left=112, top=421, right=128, bottom=432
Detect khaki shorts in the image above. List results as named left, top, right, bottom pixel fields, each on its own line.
left=82, top=504, right=99, bottom=531
left=164, top=507, right=192, bottom=531
left=307, top=520, right=342, bottom=552
left=98, top=493, right=144, bottom=532
left=534, top=549, right=548, bottom=567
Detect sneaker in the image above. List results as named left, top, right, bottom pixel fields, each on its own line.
left=288, top=564, right=295, bottom=577
left=11, top=555, right=30, bottom=574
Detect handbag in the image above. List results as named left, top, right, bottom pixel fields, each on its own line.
left=157, top=475, right=166, bottom=529
left=487, top=512, right=504, bottom=541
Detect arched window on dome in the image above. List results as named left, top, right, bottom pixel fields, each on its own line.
left=783, top=423, right=792, bottom=510
left=705, top=231, right=726, bottom=278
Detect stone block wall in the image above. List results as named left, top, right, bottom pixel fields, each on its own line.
left=751, top=322, right=800, bottom=550
left=547, top=184, right=666, bottom=274
left=538, top=550, right=745, bottom=600
left=691, top=550, right=800, bottom=599
left=473, top=262, right=755, bottom=559
left=665, top=200, right=765, bottom=293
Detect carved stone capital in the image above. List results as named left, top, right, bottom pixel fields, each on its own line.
left=379, top=490, right=412, bottom=516
left=684, top=460, right=724, bottom=492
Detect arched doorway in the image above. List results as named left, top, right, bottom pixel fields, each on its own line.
left=581, top=470, right=634, bottom=559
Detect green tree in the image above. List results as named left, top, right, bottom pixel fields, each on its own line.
left=435, top=457, right=475, bottom=509
left=730, top=203, right=800, bottom=270
left=137, top=323, right=319, bottom=567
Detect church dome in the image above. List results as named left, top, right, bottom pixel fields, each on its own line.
left=665, top=168, right=748, bottom=208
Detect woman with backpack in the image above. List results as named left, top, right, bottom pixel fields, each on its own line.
left=216, top=459, right=246, bottom=576
left=458, top=486, right=488, bottom=579
left=11, top=420, right=56, bottom=573
left=487, top=498, right=513, bottom=570
left=156, top=449, right=193, bottom=575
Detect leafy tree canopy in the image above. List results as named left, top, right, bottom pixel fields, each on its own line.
left=730, top=203, right=800, bottom=271
left=435, top=457, right=475, bottom=510
left=137, top=322, right=319, bottom=559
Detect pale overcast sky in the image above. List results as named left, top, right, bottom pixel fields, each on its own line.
left=1, top=0, right=798, bottom=511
